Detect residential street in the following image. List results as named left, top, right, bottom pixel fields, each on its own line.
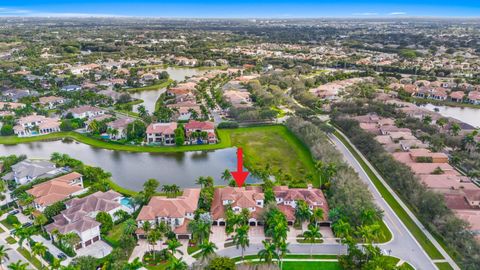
left=328, top=132, right=459, bottom=270
left=217, top=243, right=347, bottom=258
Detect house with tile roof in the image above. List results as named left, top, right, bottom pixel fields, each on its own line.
left=274, top=185, right=330, bottom=226
left=13, top=115, right=61, bottom=137
left=45, top=190, right=130, bottom=250
left=27, top=172, right=86, bottom=212
left=184, top=120, right=217, bottom=144
left=211, top=186, right=265, bottom=226
left=146, top=122, right=177, bottom=145
left=136, top=188, right=200, bottom=239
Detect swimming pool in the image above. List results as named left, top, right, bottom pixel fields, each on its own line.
left=120, top=197, right=134, bottom=209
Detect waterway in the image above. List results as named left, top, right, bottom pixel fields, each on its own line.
left=0, top=140, right=257, bottom=191
left=131, top=67, right=205, bottom=113
left=420, top=103, right=480, bottom=128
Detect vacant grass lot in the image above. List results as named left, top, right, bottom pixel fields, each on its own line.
left=229, top=125, right=316, bottom=182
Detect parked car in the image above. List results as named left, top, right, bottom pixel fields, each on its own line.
left=8, top=210, right=19, bottom=215
left=57, top=253, right=67, bottom=260
left=23, top=222, right=33, bottom=227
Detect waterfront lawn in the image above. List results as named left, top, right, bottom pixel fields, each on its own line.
left=282, top=261, right=342, bottom=270
left=229, top=125, right=316, bottom=183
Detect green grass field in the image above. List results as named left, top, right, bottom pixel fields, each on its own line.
left=333, top=130, right=444, bottom=260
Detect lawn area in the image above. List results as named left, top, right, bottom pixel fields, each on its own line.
left=435, top=262, right=454, bottom=270
left=6, top=236, right=16, bottom=244
left=103, top=223, right=125, bottom=247
left=0, top=219, right=14, bottom=230
left=333, top=130, right=444, bottom=260
left=229, top=125, right=316, bottom=183
left=282, top=261, right=342, bottom=270
left=144, top=264, right=167, bottom=270
left=17, top=247, right=45, bottom=269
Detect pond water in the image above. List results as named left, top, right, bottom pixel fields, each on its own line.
left=0, top=140, right=258, bottom=191
left=420, top=103, right=480, bottom=128
left=131, top=67, right=205, bottom=113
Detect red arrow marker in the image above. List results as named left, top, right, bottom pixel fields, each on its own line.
left=231, top=147, right=249, bottom=187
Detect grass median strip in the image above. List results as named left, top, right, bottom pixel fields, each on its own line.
left=17, top=247, right=45, bottom=269
left=333, top=130, right=444, bottom=260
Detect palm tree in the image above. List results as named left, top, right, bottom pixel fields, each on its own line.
left=221, top=169, right=232, bottom=183
left=34, top=214, right=48, bottom=233
left=166, top=238, right=182, bottom=255
left=195, top=176, right=207, bottom=188
left=0, top=245, right=11, bottom=270
left=147, top=229, right=161, bottom=260
left=14, top=225, right=34, bottom=248
left=124, top=257, right=143, bottom=270
left=332, top=219, right=351, bottom=239
left=198, top=241, right=217, bottom=259
left=258, top=240, right=279, bottom=265
left=294, top=200, right=311, bottom=226
left=170, top=185, right=180, bottom=197
left=123, top=219, right=138, bottom=235
left=232, top=225, right=249, bottom=259
left=63, top=232, right=81, bottom=250
left=50, top=258, right=61, bottom=270
left=161, top=185, right=172, bottom=195
left=141, top=221, right=152, bottom=237
left=7, top=261, right=28, bottom=270
left=303, top=225, right=321, bottom=258
left=31, top=242, right=47, bottom=266
left=166, top=256, right=187, bottom=270
left=278, top=241, right=290, bottom=270
left=310, top=208, right=324, bottom=226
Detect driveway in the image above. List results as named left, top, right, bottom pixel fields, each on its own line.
left=210, top=226, right=228, bottom=246
left=247, top=226, right=265, bottom=244
left=75, top=240, right=112, bottom=259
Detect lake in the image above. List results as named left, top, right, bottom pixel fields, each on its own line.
left=0, top=140, right=257, bottom=191
left=421, top=103, right=480, bottom=128
left=131, top=67, right=205, bottom=113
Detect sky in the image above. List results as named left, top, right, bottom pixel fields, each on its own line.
left=0, top=0, right=479, bottom=18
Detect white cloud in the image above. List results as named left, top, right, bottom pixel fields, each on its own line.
left=352, top=12, right=379, bottom=16
left=389, top=12, right=407, bottom=15
left=0, top=8, right=30, bottom=14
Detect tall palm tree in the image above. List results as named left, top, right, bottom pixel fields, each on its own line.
left=147, top=229, right=161, bottom=259
left=278, top=241, right=290, bottom=270
left=123, top=219, right=138, bottom=235
left=198, top=241, right=217, bottom=260
left=195, top=176, right=207, bottom=188
left=310, top=208, right=324, bottom=226
left=257, top=240, right=279, bottom=265
left=232, top=225, right=249, bottom=259
left=166, top=238, right=182, bottom=255
left=221, top=169, right=232, bottom=183
left=7, top=261, right=28, bottom=270
left=34, top=214, right=48, bottom=233
left=31, top=242, right=47, bottom=263
left=141, top=221, right=152, bottom=237
left=166, top=256, right=187, bottom=270
left=294, top=200, right=312, bottom=226
left=303, top=225, right=321, bottom=258
left=0, top=245, right=11, bottom=270
left=63, top=232, right=81, bottom=251
left=170, top=185, right=180, bottom=197
left=332, top=219, right=351, bottom=239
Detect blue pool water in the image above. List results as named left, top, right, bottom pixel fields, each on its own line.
left=120, top=197, right=133, bottom=208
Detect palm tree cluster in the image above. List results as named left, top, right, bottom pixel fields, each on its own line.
left=161, top=184, right=181, bottom=198
left=260, top=203, right=290, bottom=269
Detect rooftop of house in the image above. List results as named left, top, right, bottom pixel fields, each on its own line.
left=107, top=117, right=134, bottom=130
left=146, top=122, right=177, bottom=134
left=184, top=120, right=214, bottom=130
left=68, top=105, right=104, bottom=115
left=211, top=186, right=264, bottom=220
left=419, top=174, right=476, bottom=191
left=137, top=188, right=200, bottom=220
left=1, top=159, right=57, bottom=181
left=27, top=172, right=84, bottom=207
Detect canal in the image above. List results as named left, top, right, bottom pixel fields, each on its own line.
left=0, top=140, right=257, bottom=191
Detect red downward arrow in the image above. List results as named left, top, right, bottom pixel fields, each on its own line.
left=231, top=147, right=249, bottom=187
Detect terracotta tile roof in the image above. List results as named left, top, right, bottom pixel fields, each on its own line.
left=443, top=193, right=473, bottom=210
left=137, top=188, right=200, bottom=221
left=27, top=172, right=84, bottom=207
left=184, top=120, right=214, bottom=130
left=210, top=187, right=264, bottom=220
left=146, top=122, right=177, bottom=134
left=274, top=186, right=329, bottom=221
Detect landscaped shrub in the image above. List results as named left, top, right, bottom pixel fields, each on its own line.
left=6, top=214, right=20, bottom=226
left=218, top=121, right=239, bottom=129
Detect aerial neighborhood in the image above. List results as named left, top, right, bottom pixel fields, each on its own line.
left=1, top=15, right=480, bottom=270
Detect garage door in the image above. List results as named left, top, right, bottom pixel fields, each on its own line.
left=85, top=239, right=92, bottom=246
left=93, top=236, right=100, bottom=242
